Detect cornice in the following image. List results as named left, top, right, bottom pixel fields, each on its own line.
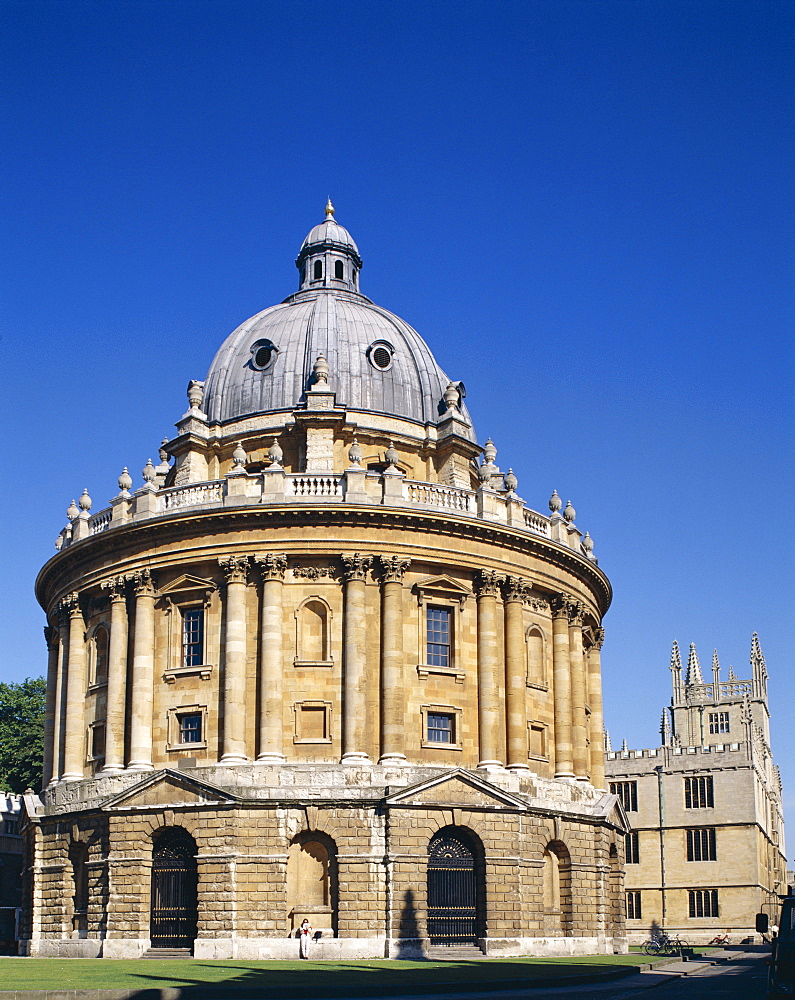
left=36, top=502, right=611, bottom=615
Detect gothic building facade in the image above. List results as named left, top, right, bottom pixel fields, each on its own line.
left=20, top=205, right=627, bottom=958
left=605, top=636, right=787, bottom=943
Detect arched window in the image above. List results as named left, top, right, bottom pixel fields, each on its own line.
left=526, top=626, right=546, bottom=687
left=542, top=840, right=572, bottom=936
left=286, top=832, right=337, bottom=937
left=313, top=259, right=323, bottom=280
left=334, top=259, right=344, bottom=280
left=295, top=598, right=332, bottom=665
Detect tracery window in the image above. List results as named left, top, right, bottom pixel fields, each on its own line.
left=684, top=775, right=714, bottom=809
left=708, top=711, right=729, bottom=734
left=625, top=831, right=639, bottom=864
left=610, top=780, right=638, bottom=812
left=686, top=827, right=716, bottom=861
left=689, top=888, right=719, bottom=917
left=626, top=890, right=642, bottom=920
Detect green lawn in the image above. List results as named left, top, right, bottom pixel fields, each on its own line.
left=0, top=954, right=664, bottom=991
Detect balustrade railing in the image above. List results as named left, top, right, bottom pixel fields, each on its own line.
left=88, top=509, right=112, bottom=534
left=286, top=475, right=343, bottom=498
left=523, top=509, right=551, bottom=537
left=158, top=481, right=225, bottom=512
left=406, top=481, right=475, bottom=512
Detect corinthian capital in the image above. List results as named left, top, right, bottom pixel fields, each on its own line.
left=44, top=625, right=58, bottom=650
left=502, top=575, right=528, bottom=603
left=567, top=599, right=585, bottom=627
left=101, top=575, right=128, bottom=602
left=60, top=592, right=82, bottom=617
left=341, top=553, right=373, bottom=582
left=219, top=555, right=249, bottom=584
left=131, top=568, right=156, bottom=597
left=551, top=593, right=571, bottom=620
left=475, top=569, right=503, bottom=598
left=254, top=552, right=287, bottom=582
left=380, top=555, right=411, bottom=584
left=590, top=626, right=605, bottom=650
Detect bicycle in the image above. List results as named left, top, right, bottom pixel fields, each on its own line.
left=642, top=933, right=690, bottom=956
left=708, top=933, right=730, bottom=946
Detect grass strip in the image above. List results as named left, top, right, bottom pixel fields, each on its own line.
left=0, top=955, right=663, bottom=991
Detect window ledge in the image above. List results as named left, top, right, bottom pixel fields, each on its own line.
left=526, top=682, right=549, bottom=692
left=167, top=741, right=208, bottom=752
left=417, top=664, right=465, bottom=684
left=421, top=741, right=463, bottom=751
left=164, top=664, right=213, bottom=683
left=87, top=681, right=108, bottom=693
left=294, top=660, right=334, bottom=669
left=293, top=737, right=333, bottom=745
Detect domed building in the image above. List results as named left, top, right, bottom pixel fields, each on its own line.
left=20, top=204, right=627, bottom=959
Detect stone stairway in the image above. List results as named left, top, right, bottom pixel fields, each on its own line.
left=427, top=944, right=486, bottom=960
left=141, top=947, right=193, bottom=959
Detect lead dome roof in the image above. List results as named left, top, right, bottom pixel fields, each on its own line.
left=202, top=206, right=475, bottom=439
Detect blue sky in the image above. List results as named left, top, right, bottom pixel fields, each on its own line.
left=2, top=1, right=792, bottom=840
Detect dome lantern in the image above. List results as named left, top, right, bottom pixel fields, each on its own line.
left=295, top=201, right=363, bottom=294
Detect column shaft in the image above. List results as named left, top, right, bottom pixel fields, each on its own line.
left=503, top=579, right=529, bottom=769
left=341, top=554, right=372, bottom=763
left=551, top=597, right=574, bottom=778
left=476, top=571, right=503, bottom=768
left=257, top=554, right=287, bottom=762
left=103, top=579, right=128, bottom=773
left=568, top=606, right=589, bottom=781
left=379, top=556, right=410, bottom=764
left=220, top=557, right=249, bottom=763
left=62, top=596, right=87, bottom=781
left=588, top=629, right=606, bottom=789
left=128, top=571, right=156, bottom=771
left=51, top=614, right=69, bottom=784
left=41, top=627, right=59, bottom=788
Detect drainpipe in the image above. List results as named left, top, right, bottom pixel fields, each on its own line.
left=656, top=766, right=667, bottom=928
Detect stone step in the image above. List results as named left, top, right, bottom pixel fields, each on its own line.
left=427, top=945, right=486, bottom=960
left=141, top=948, right=193, bottom=959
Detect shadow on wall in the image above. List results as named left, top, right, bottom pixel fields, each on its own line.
left=396, top=888, right=421, bottom=959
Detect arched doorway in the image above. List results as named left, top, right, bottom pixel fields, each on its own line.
left=150, top=828, right=198, bottom=949
left=427, top=828, right=484, bottom=945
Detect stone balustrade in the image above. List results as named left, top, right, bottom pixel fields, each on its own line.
left=55, top=470, right=599, bottom=556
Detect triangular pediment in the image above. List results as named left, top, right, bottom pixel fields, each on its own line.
left=600, top=791, right=630, bottom=832
left=414, top=576, right=472, bottom=601
left=385, top=768, right=527, bottom=811
left=159, top=574, right=216, bottom=597
left=102, top=769, right=237, bottom=812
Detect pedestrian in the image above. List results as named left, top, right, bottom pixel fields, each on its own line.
left=299, top=918, right=312, bottom=958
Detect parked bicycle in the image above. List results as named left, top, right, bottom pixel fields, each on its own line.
left=642, top=932, right=690, bottom=955
left=708, top=933, right=730, bottom=946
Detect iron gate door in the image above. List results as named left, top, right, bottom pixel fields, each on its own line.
left=150, top=830, right=198, bottom=949
left=427, top=834, right=477, bottom=944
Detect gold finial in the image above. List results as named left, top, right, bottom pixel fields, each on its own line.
left=325, top=197, right=335, bottom=220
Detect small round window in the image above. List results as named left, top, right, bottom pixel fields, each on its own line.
left=368, top=341, right=394, bottom=372
left=250, top=339, right=278, bottom=371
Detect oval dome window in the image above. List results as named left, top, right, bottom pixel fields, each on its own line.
left=368, top=341, right=394, bottom=371
left=250, top=339, right=278, bottom=372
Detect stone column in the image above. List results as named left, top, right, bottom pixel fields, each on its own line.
left=379, top=555, right=411, bottom=766
left=341, top=554, right=373, bottom=763
left=475, top=569, right=503, bottom=769
left=503, top=576, right=530, bottom=770
left=101, top=576, right=128, bottom=774
left=41, top=625, right=60, bottom=789
left=255, top=553, right=287, bottom=762
left=568, top=600, right=589, bottom=781
left=50, top=605, right=70, bottom=785
left=61, top=593, right=87, bottom=781
left=219, top=556, right=250, bottom=763
left=128, top=569, right=156, bottom=771
left=551, top=594, right=575, bottom=779
left=587, top=627, right=607, bottom=789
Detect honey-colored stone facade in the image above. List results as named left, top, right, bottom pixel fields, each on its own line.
left=20, top=207, right=626, bottom=958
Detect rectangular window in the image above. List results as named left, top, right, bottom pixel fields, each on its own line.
left=182, top=606, right=204, bottom=667
left=178, top=713, right=203, bottom=745
left=427, top=712, right=454, bottom=744
left=610, top=780, right=638, bottom=812
left=626, top=890, right=642, bottom=920
left=426, top=606, right=451, bottom=668
left=625, top=831, right=640, bottom=864
left=686, top=827, right=716, bottom=861
left=91, top=723, right=106, bottom=760
left=4, top=819, right=19, bottom=836
left=708, top=711, right=730, bottom=734
left=684, top=775, right=714, bottom=808
left=689, top=889, right=719, bottom=917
